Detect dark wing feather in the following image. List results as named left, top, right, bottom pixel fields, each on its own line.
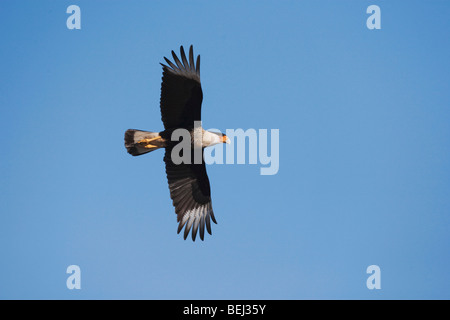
left=164, top=148, right=217, bottom=241
left=159, top=45, right=202, bottom=129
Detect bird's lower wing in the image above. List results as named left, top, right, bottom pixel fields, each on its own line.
left=163, top=148, right=217, bottom=241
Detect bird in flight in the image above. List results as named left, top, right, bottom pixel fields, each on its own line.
left=124, top=45, right=229, bottom=241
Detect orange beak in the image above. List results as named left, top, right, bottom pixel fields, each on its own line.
left=222, top=135, right=230, bottom=144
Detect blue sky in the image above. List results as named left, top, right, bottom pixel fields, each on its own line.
left=0, top=0, right=449, bottom=299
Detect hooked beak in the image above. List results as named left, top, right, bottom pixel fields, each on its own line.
left=222, top=135, right=231, bottom=144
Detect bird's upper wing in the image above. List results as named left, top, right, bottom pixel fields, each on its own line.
left=164, top=148, right=217, bottom=241
left=159, top=45, right=202, bottom=129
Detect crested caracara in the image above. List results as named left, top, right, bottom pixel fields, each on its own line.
left=124, top=45, right=229, bottom=241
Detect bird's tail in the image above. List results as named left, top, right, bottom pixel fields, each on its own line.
left=124, top=129, right=165, bottom=156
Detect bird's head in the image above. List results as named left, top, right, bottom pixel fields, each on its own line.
left=203, top=131, right=230, bottom=147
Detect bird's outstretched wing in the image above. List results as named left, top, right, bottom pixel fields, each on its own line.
left=164, top=148, right=217, bottom=241
left=159, top=45, right=202, bottom=129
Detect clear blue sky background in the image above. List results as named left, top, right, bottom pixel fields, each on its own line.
left=1, top=0, right=449, bottom=299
